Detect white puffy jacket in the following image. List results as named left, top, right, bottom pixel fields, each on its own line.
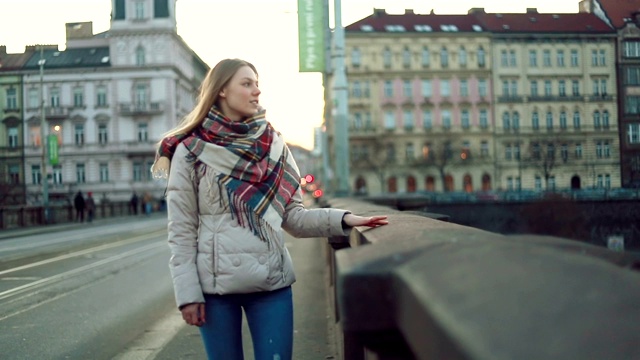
left=166, top=143, right=350, bottom=308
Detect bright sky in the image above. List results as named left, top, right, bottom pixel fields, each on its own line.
left=0, top=0, right=578, bottom=150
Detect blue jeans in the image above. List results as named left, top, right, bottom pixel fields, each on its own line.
left=199, top=286, right=293, bottom=360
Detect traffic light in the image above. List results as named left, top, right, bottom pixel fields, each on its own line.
left=304, top=174, right=314, bottom=183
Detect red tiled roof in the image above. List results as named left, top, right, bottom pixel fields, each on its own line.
left=596, top=0, right=640, bottom=28
left=346, top=10, right=484, bottom=33
left=476, top=12, right=613, bottom=33
left=345, top=9, right=613, bottom=34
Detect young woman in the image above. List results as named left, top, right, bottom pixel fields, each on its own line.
left=151, top=58, right=388, bottom=360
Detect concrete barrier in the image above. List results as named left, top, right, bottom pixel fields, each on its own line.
left=325, top=198, right=640, bottom=360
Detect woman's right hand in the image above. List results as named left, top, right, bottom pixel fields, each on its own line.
left=181, top=303, right=206, bottom=327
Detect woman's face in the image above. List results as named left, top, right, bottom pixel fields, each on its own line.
left=218, top=65, right=261, bottom=121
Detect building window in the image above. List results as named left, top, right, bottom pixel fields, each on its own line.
left=98, top=124, right=108, bottom=144
left=532, top=111, right=539, bottom=130
left=505, top=144, right=512, bottom=160
left=73, top=87, right=84, bottom=107
left=509, top=50, right=516, bottom=67
left=32, top=164, right=41, bottom=185
left=133, top=162, right=143, bottom=182
left=423, top=110, right=432, bottom=129
left=477, top=46, right=485, bottom=67
left=546, top=112, right=553, bottom=130
left=560, top=111, right=567, bottom=129
left=573, top=111, right=581, bottom=129
left=558, top=80, right=566, bottom=97
left=478, top=79, right=487, bottom=97
left=100, top=163, right=109, bottom=183
left=594, top=111, right=601, bottom=128
left=629, top=124, right=640, bottom=144
left=353, top=113, right=362, bottom=129
left=96, top=86, right=108, bottom=107
left=459, top=47, right=467, bottom=66
left=440, top=80, right=450, bottom=97
left=363, top=81, right=370, bottom=97
left=572, top=80, right=580, bottom=96
left=384, top=80, right=393, bottom=98
left=626, top=67, right=640, bottom=85
left=9, top=164, right=20, bottom=184
left=557, top=50, right=565, bottom=67
left=461, top=110, right=470, bottom=129
left=502, top=81, right=509, bottom=96
left=403, top=110, right=414, bottom=130
left=599, top=50, right=606, bottom=66
left=535, top=176, right=542, bottom=190
left=544, top=80, right=552, bottom=96
left=623, top=41, right=640, bottom=57
left=386, top=144, right=396, bottom=161
left=8, top=127, right=18, bottom=148
left=513, top=112, right=520, bottom=129
left=592, top=50, right=598, bottom=66
left=571, top=49, right=579, bottom=67
left=352, top=81, right=362, bottom=98
left=561, top=144, right=569, bottom=162
left=600, top=79, right=607, bottom=95
left=135, top=84, right=148, bottom=106
left=136, top=46, right=146, bottom=66
left=575, top=143, right=583, bottom=158
left=76, top=163, right=86, bottom=183
left=440, top=47, right=448, bottom=68
left=383, top=47, right=391, bottom=68
left=479, top=110, right=488, bottom=129
left=50, top=88, right=60, bottom=107
left=135, top=0, right=145, bottom=19
left=52, top=165, right=62, bottom=184
left=501, top=50, right=508, bottom=67
left=402, top=47, right=411, bottom=68
left=514, top=143, right=520, bottom=160
left=543, top=50, right=551, bottom=67
left=530, top=81, right=538, bottom=97
left=421, top=79, right=432, bottom=97
left=403, top=80, right=412, bottom=98
left=28, top=88, right=39, bottom=108
left=421, top=47, right=430, bottom=67
left=154, top=0, right=170, bottom=18
left=351, top=47, right=361, bottom=68
left=138, top=123, right=148, bottom=142
left=460, top=80, right=468, bottom=97
left=384, top=111, right=395, bottom=129
left=442, top=110, right=451, bottom=129
left=74, top=124, right=84, bottom=145
left=503, top=112, right=511, bottom=130
left=625, top=96, right=640, bottom=114
left=6, top=88, right=17, bottom=109
left=481, top=141, right=489, bottom=157
left=405, top=142, right=414, bottom=160
left=602, top=111, right=609, bottom=129
left=533, top=144, right=540, bottom=159
left=529, top=49, right=537, bottom=67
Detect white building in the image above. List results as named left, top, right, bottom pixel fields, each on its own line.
left=18, top=0, right=208, bottom=204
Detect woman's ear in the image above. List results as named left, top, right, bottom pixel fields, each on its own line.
left=219, top=90, right=226, bottom=98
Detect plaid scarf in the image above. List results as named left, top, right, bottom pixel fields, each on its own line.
left=155, top=107, right=301, bottom=243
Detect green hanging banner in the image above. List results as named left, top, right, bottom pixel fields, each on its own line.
left=48, top=134, right=58, bottom=165
left=297, top=0, right=325, bottom=73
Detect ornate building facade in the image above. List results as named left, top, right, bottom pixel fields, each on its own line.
left=0, top=0, right=208, bottom=205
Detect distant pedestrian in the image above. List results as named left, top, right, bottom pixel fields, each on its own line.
left=143, top=192, right=153, bottom=215
left=85, top=192, right=96, bottom=223
left=73, top=191, right=85, bottom=222
left=130, top=192, right=139, bottom=215
left=151, top=58, right=389, bottom=360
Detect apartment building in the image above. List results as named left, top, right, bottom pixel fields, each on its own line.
left=580, top=0, right=640, bottom=187
left=343, top=9, right=494, bottom=194
left=0, top=0, right=208, bottom=205
left=337, top=7, right=620, bottom=195
left=476, top=8, right=620, bottom=191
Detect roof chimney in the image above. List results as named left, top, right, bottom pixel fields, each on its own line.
left=0, top=46, right=6, bottom=55
left=468, top=8, right=485, bottom=14
left=526, top=8, right=538, bottom=14
left=66, top=22, right=94, bottom=40
left=405, top=9, right=414, bottom=15
left=373, top=8, right=386, bottom=17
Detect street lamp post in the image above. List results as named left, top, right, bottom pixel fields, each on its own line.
left=38, top=47, right=49, bottom=223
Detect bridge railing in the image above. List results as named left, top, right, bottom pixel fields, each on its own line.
left=324, top=198, right=640, bottom=360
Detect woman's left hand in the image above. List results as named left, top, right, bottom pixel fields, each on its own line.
left=343, top=214, right=389, bottom=228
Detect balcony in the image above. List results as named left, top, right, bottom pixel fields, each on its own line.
left=45, top=107, right=70, bottom=120
left=497, top=95, right=524, bottom=103
left=118, top=102, right=165, bottom=116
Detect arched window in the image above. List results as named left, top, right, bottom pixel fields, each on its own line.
left=444, top=175, right=454, bottom=192
left=482, top=173, right=491, bottom=191
left=406, top=176, right=417, bottom=192
left=135, top=46, right=146, bottom=66
left=387, top=177, right=397, bottom=193
left=425, top=176, right=435, bottom=191
left=354, top=176, right=367, bottom=195
left=463, top=174, right=473, bottom=192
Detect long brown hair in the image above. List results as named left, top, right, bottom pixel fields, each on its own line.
left=161, top=58, right=258, bottom=139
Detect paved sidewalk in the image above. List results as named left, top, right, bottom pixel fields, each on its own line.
left=154, top=231, right=337, bottom=359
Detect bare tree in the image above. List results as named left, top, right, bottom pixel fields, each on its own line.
left=413, top=135, right=465, bottom=191
left=522, top=136, right=566, bottom=190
